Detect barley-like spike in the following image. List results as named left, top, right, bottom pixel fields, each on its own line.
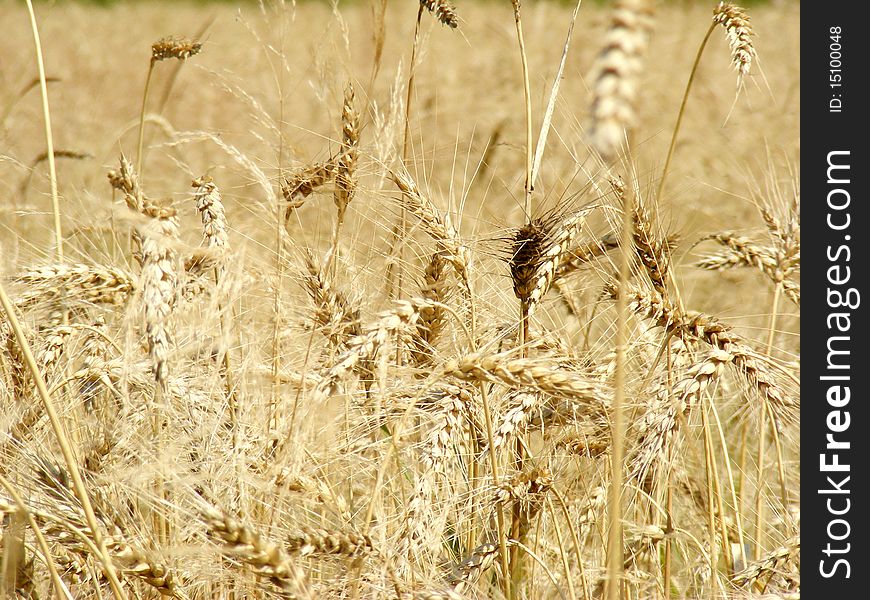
left=697, top=232, right=800, bottom=307
left=632, top=201, right=672, bottom=297
left=285, top=527, right=372, bottom=558
left=396, top=386, right=470, bottom=572
left=629, top=349, right=729, bottom=485
left=301, top=250, right=362, bottom=352
left=312, top=298, right=442, bottom=402
left=411, top=252, right=449, bottom=367
left=192, top=175, right=230, bottom=253
left=611, top=284, right=797, bottom=421
left=107, top=155, right=144, bottom=213
left=489, top=391, right=543, bottom=455
left=510, top=207, right=595, bottom=317
left=14, top=263, right=137, bottom=310
left=731, top=536, right=800, bottom=587
left=554, top=234, right=620, bottom=282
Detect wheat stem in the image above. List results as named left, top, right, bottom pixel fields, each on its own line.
left=24, top=1, right=62, bottom=265
left=656, top=22, right=715, bottom=203
left=0, top=283, right=127, bottom=600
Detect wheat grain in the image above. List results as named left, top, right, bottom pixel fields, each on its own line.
left=389, top=170, right=470, bottom=292
left=712, top=2, right=756, bottom=84
left=411, top=251, right=449, bottom=367
left=14, top=263, right=136, bottom=310
left=448, top=542, right=500, bottom=592
left=204, top=508, right=311, bottom=599
left=509, top=207, right=595, bottom=317
left=301, top=250, right=362, bottom=352
left=334, top=83, right=360, bottom=223
left=420, top=0, right=458, bottom=29
left=443, top=352, right=609, bottom=405
left=139, top=206, right=179, bottom=388
left=587, top=0, right=655, bottom=160
left=282, top=160, right=336, bottom=220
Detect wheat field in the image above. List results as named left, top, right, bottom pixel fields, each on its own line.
left=0, top=1, right=799, bottom=599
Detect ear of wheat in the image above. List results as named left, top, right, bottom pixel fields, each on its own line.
left=420, top=0, right=459, bottom=29
left=587, top=0, right=655, bottom=160
left=713, top=2, right=756, bottom=84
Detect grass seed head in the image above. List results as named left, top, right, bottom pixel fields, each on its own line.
left=151, top=37, right=202, bottom=64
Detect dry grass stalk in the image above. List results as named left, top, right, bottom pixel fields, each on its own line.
left=139, top=206, right=179, bottom=388
left=587, top=0, right=655, bottom=160
left=151, top=37, right=202, bottom=64
left=204, top=508, right=311, bottom=598
left=389, top=170, right=470, bottom=292
left=420, top=0, right=458, bottom=29
left=712, top=2, right=756, bottom=84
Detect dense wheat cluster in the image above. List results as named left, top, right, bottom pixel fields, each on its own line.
left=1, top=1, right=799, bottom=599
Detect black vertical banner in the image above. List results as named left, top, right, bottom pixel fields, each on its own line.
left=803, top=2, right=868, bottom=596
